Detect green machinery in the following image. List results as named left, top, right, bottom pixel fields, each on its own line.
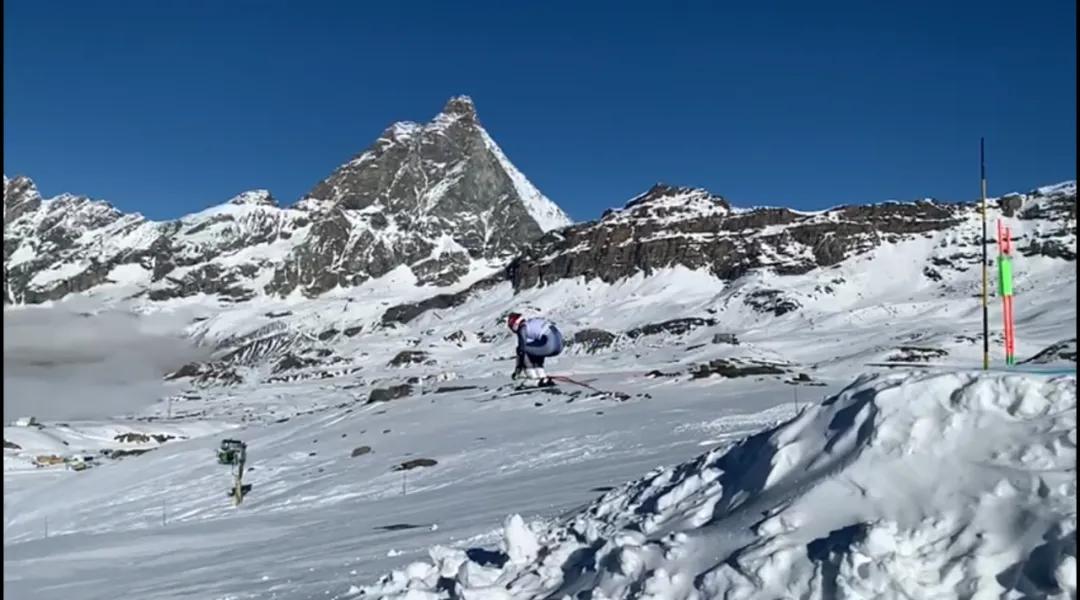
left=217, top=439, right=248, bottom=506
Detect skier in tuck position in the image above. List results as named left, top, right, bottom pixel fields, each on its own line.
left=507, top=312, right=564, bottom=387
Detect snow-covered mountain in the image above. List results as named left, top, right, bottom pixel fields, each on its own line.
left=508, top=180, right=1076, bottom=289
left=3, top=95, right=572, bottom=305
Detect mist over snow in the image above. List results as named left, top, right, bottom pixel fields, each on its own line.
left=3, top=303, right=211, bottom=420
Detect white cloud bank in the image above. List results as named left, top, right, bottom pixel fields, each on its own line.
left=3, top=303, right=212, bottom=421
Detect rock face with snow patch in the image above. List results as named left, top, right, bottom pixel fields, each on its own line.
left=3, top=96, right=572, bottom=304
left=1022, top=338, right=1078, bottom=365
left=506, top=181, right=1077, bottom=291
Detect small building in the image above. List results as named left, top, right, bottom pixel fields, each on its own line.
left=712, top=333, right=741, bottom=346
left=34, top=454, right=66, bottom=467
left=12, top=416, right=39, bottom=428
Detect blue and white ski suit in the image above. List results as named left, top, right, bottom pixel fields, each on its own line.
left=516, top=317, right=564, bottom=370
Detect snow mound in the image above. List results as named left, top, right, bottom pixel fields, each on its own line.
left=357, top=371, right=1077, bottom=600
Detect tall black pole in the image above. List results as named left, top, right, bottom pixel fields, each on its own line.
left=980, top=138, right=990, bottom=371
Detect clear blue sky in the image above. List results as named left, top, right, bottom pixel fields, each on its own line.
left=4, top=0, right=1076, bottom=222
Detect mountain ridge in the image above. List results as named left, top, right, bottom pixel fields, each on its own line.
left=4, top=169, right=1075, bottom=313
left=3, top=96, right=573, bottom=305
left=506, top=178, right=1076, bottom=291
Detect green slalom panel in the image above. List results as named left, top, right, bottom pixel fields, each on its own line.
left=998, top=257, right=1014, bottom=296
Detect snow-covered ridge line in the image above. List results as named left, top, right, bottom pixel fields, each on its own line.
left=597, top=178, right=1078, bottom=222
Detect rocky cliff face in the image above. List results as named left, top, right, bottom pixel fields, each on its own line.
left=3, top=96, right=572, bottom=305
left=506, top=181, right=1077, bottom=291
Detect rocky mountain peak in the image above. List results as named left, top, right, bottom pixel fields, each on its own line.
left=629, top=183, right=706, bottom=204
left=632, top=183, right=728, bottom=209
left=4, top=174, right=43, bottom=222
left=440, top=95, right=478, bottom=121
left=601, top=183, right=731, bottom=224
left=296, top=94, right=570, bottom=250
left=227, top=190, right=278, bottom=208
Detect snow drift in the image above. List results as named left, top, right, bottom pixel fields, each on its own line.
left=358, top=371, right=1077, bottom=600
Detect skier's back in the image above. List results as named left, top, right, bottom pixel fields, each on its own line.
left=507, top=312, right=564, bottom=387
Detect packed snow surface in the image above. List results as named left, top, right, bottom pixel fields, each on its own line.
left=361, top=371, right=1077, bottom=600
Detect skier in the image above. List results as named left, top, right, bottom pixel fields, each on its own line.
left=507, top=312, right=564, bottom=387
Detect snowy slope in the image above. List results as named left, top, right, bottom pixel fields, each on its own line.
left=360, top=371, right=1077, bottom=600
left=3, top=251, right=1075, bottom=599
